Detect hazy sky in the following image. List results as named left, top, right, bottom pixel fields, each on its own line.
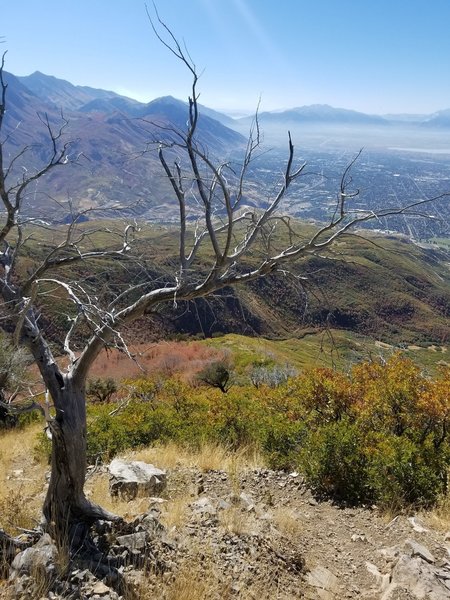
left=2, top=0, right=450, bottom=115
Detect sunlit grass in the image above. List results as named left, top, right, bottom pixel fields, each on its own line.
left=203, top=331, right=449, bottom=375
left=126, top=440, right=266, bottom=473
left=0, top=423, right=47, bottom=535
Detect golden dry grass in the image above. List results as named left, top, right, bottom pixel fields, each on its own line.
left=160, top=497, right=190, bottom=530
left=0, top=423, right=47, bottom=535
left=130, top=556, right=230, bottom=600
left=126, top=441, right=266, bottom=473
left=86, top=472, right=151, bottom=520
left=218, top=505, right=256, bottom=536
left=87, top=440, right=266, bottom=532
left=424, top=490, right=450, bottom=531
left=130, top=555, right=289, bottom=600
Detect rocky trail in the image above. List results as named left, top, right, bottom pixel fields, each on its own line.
left=3, top=458, right=450, bottom=599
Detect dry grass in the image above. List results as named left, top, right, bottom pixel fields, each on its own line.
left=86, top=472, right=151, bottom=520
left=87, top=440, right=265, bottom=531
left=130, top=556, right=230, bottom=600
left=160, top=497, right=190, bottom=530
left=218, top=505, right=254, bottom=536
left=272, top=507, right=304, bottom=539
left=86, top=471, right=191, bottom=531
left=163, top=562, right=226, bottom=600
left=0, top=423, right=47, bottom=535
left=127, top=441, right=266, bottom=473
left=130, top=554, right=289, bottom=600
left=424, top=491, right=450, bottom=531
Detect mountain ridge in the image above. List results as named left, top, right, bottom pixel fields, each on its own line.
left=3, top=70, right=246, bottom=219
left=16, top=70, right=450, bottom=127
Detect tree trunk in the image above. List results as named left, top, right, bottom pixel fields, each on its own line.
left=43, top=379, right=117, bottom=550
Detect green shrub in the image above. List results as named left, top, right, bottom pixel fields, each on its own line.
left=365, top=434, right=448, bottom=509
left=197, top=361, right=232, bottom=393
left=263, top=418, right=307, bottom=470
left=30, top=355, right=449, bottom=512
left=297, top=419, right=369, bottom=505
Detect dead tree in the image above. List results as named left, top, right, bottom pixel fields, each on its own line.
left=0, top=20, right=448, bottom=553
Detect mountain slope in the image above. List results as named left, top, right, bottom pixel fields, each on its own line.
left=39, top=223, right=448, bottom=347
left=422, top=109, right=450, bottom=128
left=239, top=104, right=389, bottom=127
left=3, top=73, right=246, bottom=220
left=18, top=71, right=125, bottom=111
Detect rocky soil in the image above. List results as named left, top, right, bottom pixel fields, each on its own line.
left=2, top=463, right=450, bottom=599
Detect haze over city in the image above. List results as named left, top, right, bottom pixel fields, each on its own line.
left=3, top=0, right=450, bottom=116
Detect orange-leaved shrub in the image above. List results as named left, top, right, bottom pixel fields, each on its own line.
left=65, top=354, right=450, bottom=509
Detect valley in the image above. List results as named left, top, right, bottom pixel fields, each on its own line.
left=2, top=70, right=450, bottom=243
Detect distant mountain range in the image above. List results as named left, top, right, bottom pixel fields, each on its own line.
left=17, top=70, right=450, bottom=129
left=237, top=103, right=450, bottom=129
left=2, top=69, right=450, bottom=221
left=3, top=71, right=245, bottom=220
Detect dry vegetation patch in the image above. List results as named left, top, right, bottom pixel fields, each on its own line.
left=0, top=423, right=47, bottom=535
left=89, top=341, right=227, bottom=383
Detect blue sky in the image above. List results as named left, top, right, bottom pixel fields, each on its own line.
left=2, top=0, right=450, bottom=115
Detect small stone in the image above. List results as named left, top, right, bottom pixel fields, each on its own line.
left=11, top=538, right=58, bottom=576
left=161, top=534, right=177, bottom=550
left=92, top=581, right=111, bottom=595
left=191, top=497, right=217, bottom=515
left=148, top=497, right=166, bottom=505
left=307, top=565, right=339, bottom=592
left=239, top=492, right=254, bottom=509
left=217, top=499, right=231, bottom=511
left=407, top=516, right=429, bottom=533
left=365, top=562, right=390, bottom=591
left=116, top=531, right=148, bottom=551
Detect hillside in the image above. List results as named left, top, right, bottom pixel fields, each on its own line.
left=2, top=411, right=450, bottom=599
left=21, top=220, right=449, bottom=355
left=115, top=227, right=450, bottom=348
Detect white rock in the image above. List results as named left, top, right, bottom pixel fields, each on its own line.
left=191, top=497, right=217, bottom=515
left=108, top=459, right=166, bottom=500
left=91, top=581, right=111, bottom=595
left=306, top=565, right=339, bottom=592
left=365, top=562, right=390, bottom=592
left=408, top=516, right=429, bottom=533
left=406, top=538, right=435, bottom=563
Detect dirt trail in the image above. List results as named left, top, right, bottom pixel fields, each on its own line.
left=86, top=465, right=450, bottom=599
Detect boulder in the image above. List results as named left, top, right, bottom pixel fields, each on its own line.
left=10, top=534, right=58, bottom=577
left=108, top=459, right=167, bottom=500
left=382, top=554, right=450, bottom=600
